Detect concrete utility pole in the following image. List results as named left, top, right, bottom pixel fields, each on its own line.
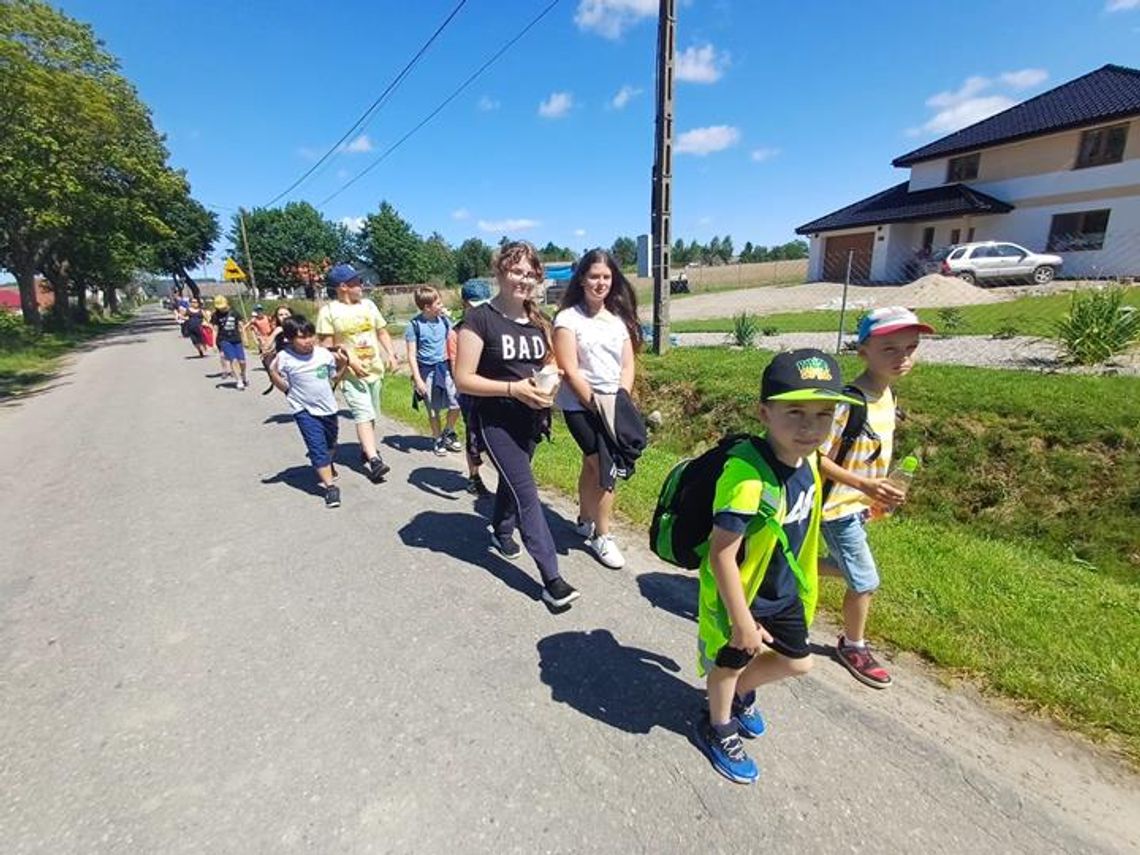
left=650, top=0, right=676, bottom=355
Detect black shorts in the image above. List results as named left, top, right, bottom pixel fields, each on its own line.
left=713, top=597, right=810, bottom=669
left=563, top=408, right=604, bottom=456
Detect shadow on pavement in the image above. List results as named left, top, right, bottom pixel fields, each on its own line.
left=261, top=465, right=325, bottom=498
left=263, top=412, right=294, bottom=425
left=408, top=465, right=469, bottom=500
left=397, top=510, right=543, bottom=602
left=537, top=629, right=702, bottom=738
left=637, top=571, right=698, bottom=622
left=383, top=434, right=435, bottom=454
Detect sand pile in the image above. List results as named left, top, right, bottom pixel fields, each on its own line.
left=893, top=274, right=1005, bottom=307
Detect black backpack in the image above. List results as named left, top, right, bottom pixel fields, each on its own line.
left=650, top=434, right=781, bottom=570
left=820, top=385, right=869, bottom=505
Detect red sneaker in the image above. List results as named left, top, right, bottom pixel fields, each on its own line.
left=837, top=636, right=893, bottom=689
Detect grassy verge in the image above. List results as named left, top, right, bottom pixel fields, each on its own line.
left=378, top=350, right=1140, bottom=764
left=671, top=286, right=1140, bottom=337
left=0, top=312, right=131, bottom=399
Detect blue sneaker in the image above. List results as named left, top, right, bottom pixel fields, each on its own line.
left=732, top=691, right=766, bottom=738
left=694, top=714, right=759, bottom=784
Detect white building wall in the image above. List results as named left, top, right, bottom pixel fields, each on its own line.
left=807, top=234, right=825, bottom=280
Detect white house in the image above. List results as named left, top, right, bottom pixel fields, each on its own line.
left=797, top=64, right=1140, bottom=282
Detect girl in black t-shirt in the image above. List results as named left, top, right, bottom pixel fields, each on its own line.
left=454, top=241, right=580, bottom=609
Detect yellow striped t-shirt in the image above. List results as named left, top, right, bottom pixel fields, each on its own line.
left=819, top=386, right=896, bottom=521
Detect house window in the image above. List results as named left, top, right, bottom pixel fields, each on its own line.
left=1047, top=209, right=1111, bottom=252
left=921, top=227, right=935, bottom=252
left=1075, top=124, right=1128, bottom=169
left=946, top=153, right=980, bottom=182
left=950, top=228, right=961, bottom=245
left=967, top=227, right=976, bottom=242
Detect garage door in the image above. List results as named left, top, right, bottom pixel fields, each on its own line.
left=823, top=232, right=874, bottom=282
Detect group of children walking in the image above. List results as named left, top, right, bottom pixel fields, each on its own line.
left=179, top=241, right=932, bottom=786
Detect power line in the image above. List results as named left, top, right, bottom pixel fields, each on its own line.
left=320, top=0, right=563, bottom=206
left=263, top=0, right=469, bottom=208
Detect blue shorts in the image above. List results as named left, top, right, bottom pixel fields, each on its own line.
left=821, top=512, right=880, bottom=594
left=220, top=340, right=246, bottom=362
left=294, top=410, right=338, bottom=468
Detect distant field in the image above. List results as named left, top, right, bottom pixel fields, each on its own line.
left=631, top=258, right=808, bottom=297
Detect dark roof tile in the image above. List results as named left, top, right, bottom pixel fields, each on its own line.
left=796, top=182, right=1014, bottom=235
left=893, top=64, right=1140, bottom=167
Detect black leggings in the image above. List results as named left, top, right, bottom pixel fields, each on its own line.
left=477, top=404, right=559, bottom=584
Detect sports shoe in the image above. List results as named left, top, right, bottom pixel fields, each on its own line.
left=365, top=455, right=390, bottom=482
left=236, top=380, right=246, bottom=390
left=693, top=714, right=758, bottom=784
left=732, top=691, right=767, bottom=738
left=489, top=532, right=522, bottom=561
left=574, top=518, right=595, bottom=538
left=433, top=437, right=448, bottom=457
left=324, top=485, right=341, bottom=509
left=443, top=431, right=463, bottom=453
left=466, top=474, right=492, bottom=496
left=836, top=635, right=893, bottom=689
left=587, top=534, right=625, bottom=569
left=542, top=577, right=580, bottom=609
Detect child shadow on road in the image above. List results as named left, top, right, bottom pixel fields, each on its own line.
left=260, top=465, right=326, bottom=498
left=637, top=571, right=698, bottom=623
left=537, top=629, right=703, bottom=739
left=407, top=465, right=470, bottom=501
left=383, top=434, right=435, bottom=454
left=397, top=510, right=543, bottom=602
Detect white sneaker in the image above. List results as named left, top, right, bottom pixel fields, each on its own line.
left=236, top=380, right=246, bottom=390
left=587, top=534, right=625, bottom=569
left=574, top=518, right=595, bottom=538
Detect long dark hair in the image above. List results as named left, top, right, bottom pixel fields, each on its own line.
left=493, top=240, right=554, bottom=363
left=280, top=315, right=316, bottom=344
left=559, top=249, right=643, bottom=351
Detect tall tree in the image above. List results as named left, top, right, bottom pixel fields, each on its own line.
left=672, top=238, right=688, bottom=266
left=147, top=190, right=218, bottom=301
left=229, top=202, right=340, bottom=297
left=422, top=231, right=456, bottom=284
left=454, top=237, right=493, bottom=283
left=739, top=241, right=754, bottom=263
left=610, top=236, right=637, bottom=269
left=718, top=235, right=734, bottom=265
left=360, top=201, right=427, bottom=286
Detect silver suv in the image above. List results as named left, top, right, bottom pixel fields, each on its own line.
left=936, top=241, right=1063, bottom=286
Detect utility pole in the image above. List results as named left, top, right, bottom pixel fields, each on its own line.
left=238, top=207, right=259, bottom=295
left=650, top=0, right=677, bottom=355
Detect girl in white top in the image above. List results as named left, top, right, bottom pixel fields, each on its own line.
left=552, top=249, right=642, bottom=569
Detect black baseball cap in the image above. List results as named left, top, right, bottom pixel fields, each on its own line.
left=761, top=348, right=862, bottom=404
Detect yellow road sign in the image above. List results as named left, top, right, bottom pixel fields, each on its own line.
left=223, top=258, right=247, bottom=282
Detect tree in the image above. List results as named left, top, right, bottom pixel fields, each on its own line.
left=360, top=201, right=427, bottom=286
left=672, top=238, right=688, bottom=266
left=740, top=241, right=754, bottom=263
left=539, top=241, right=574, bottom=263
left=147, top=191, right=218, bottom=300
left=718, top=235, right=734, bottom=265
left=610, top=236, right=637, bottom=269
left=705, top=237, right=721, bottom=266
left=422, top=231, right=456, bottom=284
left=782, top=239, right=809, bottom=260
left=454, top=237, right=493, bottom=283
left=229, top=202, right=341, bottom=297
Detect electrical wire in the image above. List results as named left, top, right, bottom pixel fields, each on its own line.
left=320, top=0, right=562, bottom=206
left=263, top=0, right=469, bottom=207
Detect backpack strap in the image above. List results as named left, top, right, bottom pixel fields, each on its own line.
left=820, top=384, right=868, bottom=504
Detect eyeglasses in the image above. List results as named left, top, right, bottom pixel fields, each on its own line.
left=506, top=268, right=538, bottom=283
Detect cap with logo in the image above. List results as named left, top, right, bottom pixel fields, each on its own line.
left=212, top=295, right=229, bottom=310
left=857, top=306, right=934, bottom=344
left=761, top=348, right=862, bottom=404
left=327, top=263, right=363, bottom=286
left=460, top=279, right=492, bottom=302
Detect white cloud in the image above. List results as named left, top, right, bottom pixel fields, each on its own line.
left=698, top=216, right=713, bottom=226
left=999, top=68, right=1048, bottom=90
left=610, top=84, right=643, bottom=109
left=907, top=70, right=1050, bottom=137
left=341, top=134, right=374, bottom=154
left=538, top=91, right=574, bottom=119
left=676, top=44, right=728, bottom=84
left=573, top=228, right=587, bottom=237
left=676, top=124, right=740, bottom=156
left=451, top=208, right=470, bottom=221
left=478, top=95, right=501, bottom=111
left=750, top=147, right=781, bottom=163
left=478, top=218, right=540, bottom=233
left=574, top=0, right=657, bottom=39
left=339, top=216, right=366, bottom=233
left=1107, top=0, right=1139, bottom=11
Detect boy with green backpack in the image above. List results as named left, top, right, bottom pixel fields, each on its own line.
left=652, top=348, right=860, bottom=784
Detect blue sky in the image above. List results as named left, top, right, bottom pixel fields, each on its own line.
left=50, top=0, right=1140, bottom=276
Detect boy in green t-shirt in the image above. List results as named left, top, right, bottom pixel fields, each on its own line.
left=694, top=349, right=861, bottom=785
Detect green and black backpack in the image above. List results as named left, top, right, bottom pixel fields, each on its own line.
left=650, top=434, right=773, bottom=570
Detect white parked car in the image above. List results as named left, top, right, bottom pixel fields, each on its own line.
left=936, top=241, right=1063, bottom=286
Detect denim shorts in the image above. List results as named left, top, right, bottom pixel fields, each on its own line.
left=821, top=512, right=881, bottom=594
left=294, top=410, right=338, bottom=468
left=220, top=340, right=246, bottom=362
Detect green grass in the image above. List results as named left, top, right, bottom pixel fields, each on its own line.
left=378, top=348, right=1140, bottom=763
left=0, top=312, right=131, bottom=399
left=671, top=287, right=1140, bottom=338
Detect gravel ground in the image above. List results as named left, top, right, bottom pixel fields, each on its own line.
left=675, top=331, right=1140, bottom=376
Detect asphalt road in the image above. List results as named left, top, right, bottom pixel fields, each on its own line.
left=2, top=309, right=1137, bottom=854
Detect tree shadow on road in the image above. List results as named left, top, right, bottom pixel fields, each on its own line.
left=637, top=571, right=698, bottom=623
left=537, top=629, right=702, bottom=738
left=397, top=510, right=543, bottom=602
left=260, top=465, right=325, bottom=498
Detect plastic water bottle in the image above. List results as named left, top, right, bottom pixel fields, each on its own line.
left=868, top=455, right=919, bottom=521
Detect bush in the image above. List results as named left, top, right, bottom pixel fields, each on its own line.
left=937, top=307, right=966, bottom=335
left=1054, top=286, right=1140, bottom=365
left=992, top=318, right=1023, bottom=340
left=730, top=311, right=760, bottom=347
left=761, top=325, right=780, bottom=336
